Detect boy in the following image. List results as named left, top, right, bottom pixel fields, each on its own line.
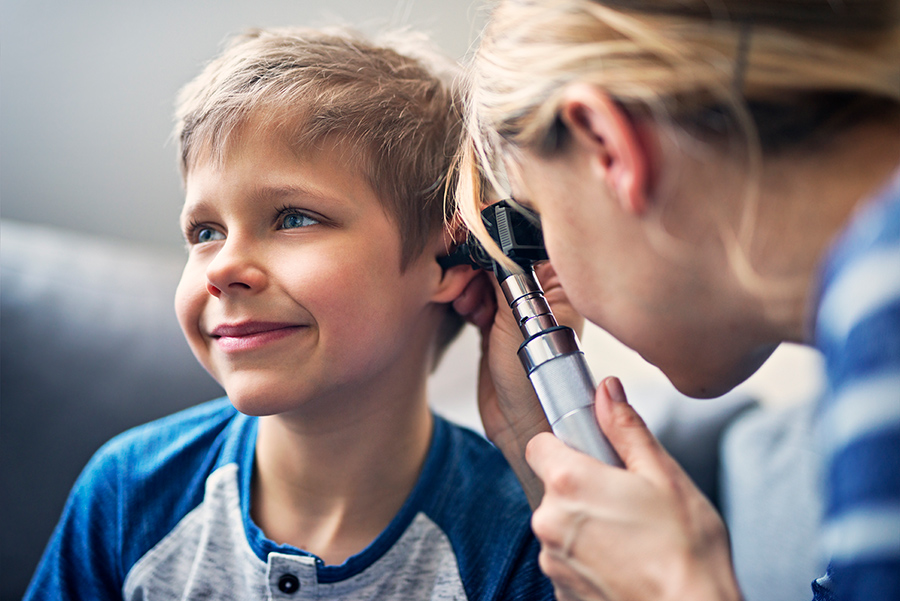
left=25, top=27, right=552, bottom=600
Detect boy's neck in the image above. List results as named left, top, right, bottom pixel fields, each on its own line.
left=251, top=383, right=435, bottom=566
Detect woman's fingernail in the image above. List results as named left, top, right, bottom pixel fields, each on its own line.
left=604, top=377, right=627, bottom=403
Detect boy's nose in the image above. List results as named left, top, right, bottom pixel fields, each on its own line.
left=205, top=239, right=267, bottom=297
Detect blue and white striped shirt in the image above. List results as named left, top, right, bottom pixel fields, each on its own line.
left=813, top=168, right=900, bottom=601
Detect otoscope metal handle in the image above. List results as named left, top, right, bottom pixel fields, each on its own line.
left=519, top=328, right=622, bottom=466
left=500, top=270, right=623, bottom=467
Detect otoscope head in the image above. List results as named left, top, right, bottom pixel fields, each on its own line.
left=438, top=200, right=548, bottom=277
left=439, top=200, right=554, bottom=335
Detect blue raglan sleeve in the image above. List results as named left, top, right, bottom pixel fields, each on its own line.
left=497, top=534, right=555, bottom=601
left=428, top=420, right=555, bottom=601
left=24, top=441, right=127, bottom=601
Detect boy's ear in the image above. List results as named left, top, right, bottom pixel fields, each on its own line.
left=432, top=263, right=480, bottom=304
left=557, top=83, right=649, bottom=215
left=430, top=228, right=480, bottom=304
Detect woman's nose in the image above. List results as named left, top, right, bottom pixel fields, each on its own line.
left=205, top=237, right=267, bottom=297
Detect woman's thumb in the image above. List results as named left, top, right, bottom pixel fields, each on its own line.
left=595, top=377, right=671, bottom=482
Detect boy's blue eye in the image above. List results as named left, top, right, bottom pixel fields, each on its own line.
left=197, top=227, right=225, bottom=243
left=280, top=212, right=319, bottom=229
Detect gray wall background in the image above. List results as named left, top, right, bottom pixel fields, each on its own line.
left=1, top=0, right=483, bottom=247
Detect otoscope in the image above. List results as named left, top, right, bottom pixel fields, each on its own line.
left=440, top=200, right=622, bottom=466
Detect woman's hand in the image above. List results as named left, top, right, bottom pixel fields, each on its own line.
left=453, top=262, right=583, bottom=507
left=527, top=377, right=743, bottom=601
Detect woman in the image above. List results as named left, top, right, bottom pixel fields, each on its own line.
left=452, top=1, right=900, bottom=599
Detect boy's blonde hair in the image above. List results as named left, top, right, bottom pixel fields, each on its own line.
left=459, top=0, right=900, bottom=265
left=175, top=26, right=467, bottom=359
left=175, top=26, right=462, bottom=270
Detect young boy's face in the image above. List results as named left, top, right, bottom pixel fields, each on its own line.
left=175, top=124, right=447, bottom=416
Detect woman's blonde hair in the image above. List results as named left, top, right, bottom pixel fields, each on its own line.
left=458, top=0, right=900, bottom=265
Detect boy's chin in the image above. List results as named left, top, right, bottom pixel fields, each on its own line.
left=229, top=398, right=283, bottom=417
left=222, top=381, right=304, bottom=417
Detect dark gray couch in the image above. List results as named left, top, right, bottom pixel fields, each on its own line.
left=1, top=220, right=223, bottom=599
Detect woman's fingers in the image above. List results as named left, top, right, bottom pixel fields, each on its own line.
left=534, top=262, right=584, bottom=336
left=525, top=377, right=743, bottom=601
left=591, top=377, right=675, bottom=488
left=526, top=433, right=595, bottom=549
left=525, top=376, right=683, bottom=556
left=527, top=377, right=674, bottom=487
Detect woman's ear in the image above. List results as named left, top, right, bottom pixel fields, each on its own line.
left=557, top=83, right=649, bottom=215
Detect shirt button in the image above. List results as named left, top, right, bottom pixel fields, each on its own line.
left=278, top=573, right=301, bottom=594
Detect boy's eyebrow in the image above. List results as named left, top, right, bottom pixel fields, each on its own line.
left=180, top=183, right=350, bottom=223
left=247, top=183, right=346, bottom=207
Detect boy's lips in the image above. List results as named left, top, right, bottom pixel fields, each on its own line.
left=209, top=321, right=305, bottom=352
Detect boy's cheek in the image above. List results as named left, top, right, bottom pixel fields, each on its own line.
left=174, top=267, right=208, bottom=351
left=174, top=277, right=195, bottom=331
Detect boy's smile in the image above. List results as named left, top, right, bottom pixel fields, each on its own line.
left=208, top=321, right=307, bottom=353
left=175, top=124, right=448, bottom=417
